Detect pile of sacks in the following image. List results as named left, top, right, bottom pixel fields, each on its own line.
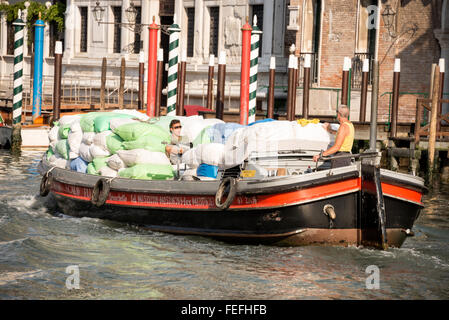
left=46, top=111, right=224, bottom=180
left=46, top=111, right=334, bottom=180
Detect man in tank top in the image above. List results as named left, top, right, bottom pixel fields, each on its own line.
left=313, top=105, right=355, bottom=168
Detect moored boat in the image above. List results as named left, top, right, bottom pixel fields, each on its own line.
left=37, top=151, right=426, bottom=249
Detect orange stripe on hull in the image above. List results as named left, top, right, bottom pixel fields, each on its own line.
left=381, top=182, right=423, bottom=205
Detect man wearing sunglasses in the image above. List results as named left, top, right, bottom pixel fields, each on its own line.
left=165, top=119, right=190, bottom=164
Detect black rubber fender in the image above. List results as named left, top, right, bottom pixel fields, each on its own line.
left=91, top=178, right=111, bottom=207
left=39, top=172, right=52, bottom=197
left=215, top=177, right=237, bottom=210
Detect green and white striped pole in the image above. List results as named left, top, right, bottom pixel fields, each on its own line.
left=12, top=9, right=25, bottom=152
left=167, top=15, right=181, bottom=116
left=248, top=15, right=262, bottom=124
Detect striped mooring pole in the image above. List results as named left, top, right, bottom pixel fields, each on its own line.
left=248, top=15, right=262, bottom=124
left=32, top=13, right=45, bottom=124
left=166, top=15, right=181, bottom=116
left=12, top=10, right=25, bottom=152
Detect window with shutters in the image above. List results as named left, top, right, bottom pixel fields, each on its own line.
left=79, top=6, right=88, bottom=53
left=209, top=7, right=219, bottom=57
left=251, top=5, right=263, bottom=57
left=186, top=7, right=195, bottom=57
left=113, top=6, right=122, bottom=53
left=133, top=6, right=142, bottom=53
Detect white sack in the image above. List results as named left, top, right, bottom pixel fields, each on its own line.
left=112, top=109, right=149, bottom=121
left=117, top=149, right=170, bottom=167
left=82, top=132, right=96, bottom=145
left=68, top=130, right=83, bottom=155
left=99, top=166, right=118, bottom=178
left=107, top=154, right=125, bottom=171
left=79, top=142, right=93, bottom=162
left=182, top=143, right=225, bottom=167
left=58, top=114, right=81, bottom=126
left=93, top=130, right=113, bottom=151
left=49, top=154, right=70, bottom=169
left=90, top=144, right=111, bottom=158
left=48, top=126, right=60, bottom=142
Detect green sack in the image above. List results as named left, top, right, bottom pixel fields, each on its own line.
left=106, top=133, right=124, bottom=154
left=192, top=126, right=211, bottom=147
left=80, top=112, right=112, bottom=132
left=114, top=122, right=170, bottom=141
left=118, top=163, right=174, bottom=180
left=122, top=134, right=166, bottom=153
left=55, top=139, right=70, bottom=160
left=92, top=157, right=109, bottom=171
left=46, top=148, right=54, bottom=161
left=94, top=113, right=135, bottom=133
left=87, top=162, right=99, bottom=175
left=152, top=116, right=177, bottom=132
left=58, top=123, right=71, bottom=139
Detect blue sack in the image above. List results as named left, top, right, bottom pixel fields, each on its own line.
left=247, top=118, right=275, bottom=126
left=196, top=163, right=218, bottom=178
left=70, top=157, right=89, bottom=173
left=207, top=122, right=244, bottom=144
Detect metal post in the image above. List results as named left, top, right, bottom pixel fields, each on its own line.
left=239, top=17, right=252, bottom=125
left=177, top=50, right=187, bottom=116
left=138, top=51, right=145, bottom=110
left=53, top=41, right=62, bottom=122
left=207, top=54, right=214, bottom=109
left=302, top=54, right=311, bottom=119
left=100, top=57, right=106, bottom=110
left=390, top=58, right=400, bottom=138
left=167, top=15, right=181, bottom=116
left=155, top=48, right=164, bottom=117
left=216, top=51, right=226, bottom=120
left=248, top=15, right=262, bottom=124
left=360, top=58, right=369, bottom=122
left=341, top=57, right=351, bottom=106
left=32, top=13, right=44, bottom=124
left=428, top=66, right=440, bottom=184
left=147, top=16, right=159, bottom=117
left=267, top=56, right=275, bottom=119
left=369, top=60, right=379, bottom=151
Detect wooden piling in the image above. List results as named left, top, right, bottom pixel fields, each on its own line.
left=119, top=57, right=125, bottom=109
left=138, top=51, right=145, bottom=110
left=428, top=65, right=440, bottom=184
left=100, top=57, right=106, bottom=110
left=390, top=58, right=400, bottom=138
left=437, top=58, right=445, bottom=136
left=177, top=50, right=187, bottom=116
left=207, top=54, right=215, bottom=110
left=302, top=54, right=311, bottom=119
left=52, top=41, right=62, bottom=122
left=155, top=49, right=164, bottom=117
left=267, top=56, right=275, bottom=119
left=369, top=60, right=379, bottom=151
left=360, top=58, right=369, bottom=122
left=216, top=51, right=226, bottom=120
left=341, top=57, right=350, bottom=105
left=286, top=53, right=295, bottom=121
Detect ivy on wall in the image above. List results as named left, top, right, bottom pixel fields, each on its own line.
left=0, top=1, right=66, bottom=30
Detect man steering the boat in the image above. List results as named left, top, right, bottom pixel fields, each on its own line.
left=313, top=105, right=354, bottom=168
left=165, top=119, right=190, bottom=164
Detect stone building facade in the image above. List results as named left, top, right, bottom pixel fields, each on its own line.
left=0, top=0, right=446, bottom=125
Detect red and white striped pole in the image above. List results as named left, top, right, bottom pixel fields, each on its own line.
left=146, top=16, right=159, bottom=117
left=239, top=17, right=252, bottom=125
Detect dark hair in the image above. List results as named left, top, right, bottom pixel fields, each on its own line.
left=169, top=119, right=181, bottom=129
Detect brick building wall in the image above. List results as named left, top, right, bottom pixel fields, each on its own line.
left=290, top=0, right=440, bottom=123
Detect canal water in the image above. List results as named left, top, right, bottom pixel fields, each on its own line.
left=0, top=150, right=448, bottom=299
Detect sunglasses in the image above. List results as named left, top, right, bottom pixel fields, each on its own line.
left=172, top=126, right=182, bottom=129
